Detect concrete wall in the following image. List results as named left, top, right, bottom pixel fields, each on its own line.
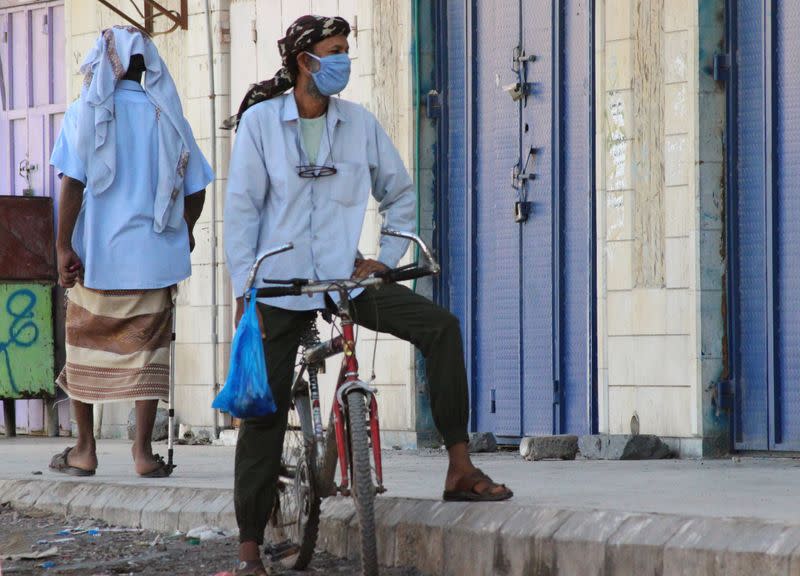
left=63, top=0, right=417, bottom=443
left=596, top=0, right=727, bottom=453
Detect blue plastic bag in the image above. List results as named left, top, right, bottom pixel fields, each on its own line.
left=212, top=290, right=276, bottom=418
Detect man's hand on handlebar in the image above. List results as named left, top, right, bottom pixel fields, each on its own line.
left=352, top=258, right=389, bottom=280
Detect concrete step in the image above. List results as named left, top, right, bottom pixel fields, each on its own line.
left=3, top=478, right=800, bottom=575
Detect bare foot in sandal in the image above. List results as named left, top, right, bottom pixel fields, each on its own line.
left=236, top=542, right=269, bottom=575
left=442, top=442, right=513, bottom=502
left=443, top=467, right=514, bottom=501
left=131, top=443, right=174, bottom=477
left=49, top=445, right=97, bottom=477
left=234, top=560, right=270, bottom=575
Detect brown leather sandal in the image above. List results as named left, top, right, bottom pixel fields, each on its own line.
left=442, top=468, right=514, bottom=502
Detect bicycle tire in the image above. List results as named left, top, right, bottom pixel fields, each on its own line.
left=269, top=394, right=321, bottom=570
left=346, top=390, right=379, bottom=576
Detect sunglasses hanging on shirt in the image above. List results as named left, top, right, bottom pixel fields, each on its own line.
left=296, top=119, right=338, bottom=179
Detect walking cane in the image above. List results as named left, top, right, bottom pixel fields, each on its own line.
left=167, top=301, right=177, bottom=473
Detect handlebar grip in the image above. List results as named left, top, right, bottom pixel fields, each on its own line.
left=378, top=267, right=434, bottom=283
left=254, top=286, right=303, bottom=298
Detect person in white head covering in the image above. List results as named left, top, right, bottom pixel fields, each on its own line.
left=48, top=26, right=213, bottom=478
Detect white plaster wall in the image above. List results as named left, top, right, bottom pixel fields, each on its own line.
left=596, top=0, right=700, bottom=438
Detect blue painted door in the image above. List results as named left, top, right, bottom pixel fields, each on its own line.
left=445, top=0, right=595, bottom=438
left=731, top=0, right=800, bottom=451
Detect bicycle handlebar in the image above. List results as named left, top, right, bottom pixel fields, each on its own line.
left=245, top=229, right=440, bottom=298
left=255, top=285, right=303, bottom=297
left=374, top=265, right=433, bottom=283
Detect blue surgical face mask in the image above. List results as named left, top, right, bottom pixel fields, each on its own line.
left=305, top=52, right=351, bottom=96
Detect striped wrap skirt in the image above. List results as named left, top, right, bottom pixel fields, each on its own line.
left=56, top=283, right=174, bottom=404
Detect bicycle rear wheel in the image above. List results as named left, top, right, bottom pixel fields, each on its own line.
left=346, top=390, right=379, bottom=576
left=269, top=393, right=320, bottom=570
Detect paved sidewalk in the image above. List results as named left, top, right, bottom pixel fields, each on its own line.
left=3, top=437, right=800, bottom=575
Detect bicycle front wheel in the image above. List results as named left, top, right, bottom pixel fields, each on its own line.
left=346, top=390, right=379, bottom=576
left=270, top=394, right=320, bottom=570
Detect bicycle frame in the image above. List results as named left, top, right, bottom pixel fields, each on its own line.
left=293, top=292, right=384, bottom=498
left=335, top=296, right=384, bottom=496
left=249, top=229, right=439, bottom=497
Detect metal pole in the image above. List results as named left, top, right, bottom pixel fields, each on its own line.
left=205, top=0, right=220, bottom=439
left=168, top=306, right=176, bottom=469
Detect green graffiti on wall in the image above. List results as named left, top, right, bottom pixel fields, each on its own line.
left=0, top=283, right=54, bottom=398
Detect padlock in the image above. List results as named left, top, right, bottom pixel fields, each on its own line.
left=514, top=201, right=532, bottom=223
left=503, top=82, right=524, bottom=102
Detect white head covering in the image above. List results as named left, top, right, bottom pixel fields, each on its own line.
left=76, top=26, right=192, bottom=233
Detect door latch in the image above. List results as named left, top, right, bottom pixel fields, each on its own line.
left=512, top=163, right=536, bottom=189
left=512, top=147, right=538, bottom=223
left=18, top=159, right=37, bottom=196
left=512, top=146, right=538, bottom=189
left=505, top=46, right=537, bottom=103
left=512, top=46, right=536, bottom=72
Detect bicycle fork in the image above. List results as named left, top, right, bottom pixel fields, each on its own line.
left=332, top=319, right=385, bottom=496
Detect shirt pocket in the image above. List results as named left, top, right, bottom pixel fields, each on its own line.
left=327, top=162, right=371, bottom=207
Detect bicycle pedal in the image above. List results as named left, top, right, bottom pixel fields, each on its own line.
left=265, top=540, right=300, bottom=562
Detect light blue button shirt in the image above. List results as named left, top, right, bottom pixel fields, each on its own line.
left=224, top=94, right=416, bottom=311
left=50, top=80, right=214, bottom=290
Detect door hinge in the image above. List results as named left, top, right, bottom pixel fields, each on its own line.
left=713, top=52, right=731, bottom=82
left=251, top=20, right=257, bottom=43
left=490, top=388, right=496, bottom=414
left=553, top=379, right=561, bottom=405
left=425, top=89, right=441, bottom=119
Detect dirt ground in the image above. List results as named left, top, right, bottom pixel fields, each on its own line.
left=0, top=504, right=424, bottom=576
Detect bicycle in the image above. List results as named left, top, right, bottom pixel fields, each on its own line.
left=241, top=229, right=440, bottom=576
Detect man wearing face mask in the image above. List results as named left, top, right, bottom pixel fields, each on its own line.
left=223, top=15, right=512, bottom=575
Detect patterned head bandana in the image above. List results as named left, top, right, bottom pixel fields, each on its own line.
left=222, top=15, right=350, bottom=130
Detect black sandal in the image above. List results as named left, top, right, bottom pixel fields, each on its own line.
left=443, top=468, right=513, bottom=502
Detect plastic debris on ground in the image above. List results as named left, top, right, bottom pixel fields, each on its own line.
left=1, top=546, right=59, bottom=561
left=186, top=525, right=233, bottom=541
